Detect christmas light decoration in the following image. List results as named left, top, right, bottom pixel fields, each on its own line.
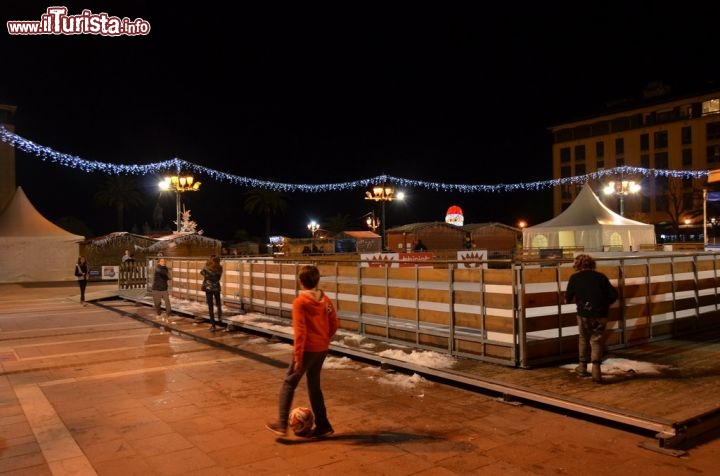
left=0, top=125, right=710, bottom=193
left=445, top=205, right=464, bottom=226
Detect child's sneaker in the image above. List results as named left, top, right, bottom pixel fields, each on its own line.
left=265, top=421, right=287, bottom=436
left=308, top=426, right=334, bottom=438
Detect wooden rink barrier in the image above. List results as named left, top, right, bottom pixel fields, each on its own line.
left=128, top=252, right=720, bottom=368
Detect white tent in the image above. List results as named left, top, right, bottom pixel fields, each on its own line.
left=0, top=186, right=84, bottom=282
left=523, top=183, right=656, bottom=252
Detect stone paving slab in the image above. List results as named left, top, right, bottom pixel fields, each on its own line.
left=1, top=282, right=720, bottom=475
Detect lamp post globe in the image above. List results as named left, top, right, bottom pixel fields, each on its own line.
left=307, top=220, right=320, bottom=252
left=159, top=174, right=201, bottom=232
left=366, top=211, right=380, bottom=233
left=603, top=177, right=640, bottom=217
left=364, top=184, right=401, bottom=251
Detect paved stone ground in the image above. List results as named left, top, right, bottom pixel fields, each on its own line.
left=1, top=282, right=720, bottom=475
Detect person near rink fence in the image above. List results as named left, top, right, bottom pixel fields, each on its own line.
left=74, top=256, right=89, bottom=305
left=200, top=255, right=223, bottom=331
left=413, top=239, right=428, bottom=251
left=152, top=257, right=172, bottom=322
left=122, top=249, right=134, bottom=263
left=565, top=253, right=618, bottom=383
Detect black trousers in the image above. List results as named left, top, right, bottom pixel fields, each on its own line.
left=77, top=279, right=87, bottom=302
left=205, top=290, right=222, bottom=323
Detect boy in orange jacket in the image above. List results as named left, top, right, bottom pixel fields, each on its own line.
left=266, top=265, right=339, bottom=438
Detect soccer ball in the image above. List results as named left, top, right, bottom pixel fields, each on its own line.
left=289, top=406, right=314, bottom=436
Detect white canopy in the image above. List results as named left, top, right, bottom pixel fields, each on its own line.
left=0, top=186, right=84, bottom=282
left=523, top=183, right=656, bottom=252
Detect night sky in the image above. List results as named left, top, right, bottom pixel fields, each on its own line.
left=3, top=3, right=720, bottom=242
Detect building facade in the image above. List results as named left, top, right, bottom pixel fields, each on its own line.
left=550, top=84, right=720, bottom=234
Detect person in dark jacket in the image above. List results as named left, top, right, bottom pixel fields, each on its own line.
left=413, top=239, right=428, bottom=251
left=200, top=255, right=223, bottom=331
left=74, top=256, right=89, bottom=305
left=565, top=254, right=618, bottom=383
left=152, top=258, right=172, bottom=322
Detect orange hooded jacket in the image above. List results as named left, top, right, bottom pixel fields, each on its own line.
left=292, top=289, right=339, bottom=366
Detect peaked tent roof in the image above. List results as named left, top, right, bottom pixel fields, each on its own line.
left=523, top=182, right=656, bottom=252
left=533, top=182, right=648, bottom=228
left=0, top=186, right=83, bottom=238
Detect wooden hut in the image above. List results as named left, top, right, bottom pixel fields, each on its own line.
left=79, top=232, right=157, bottom=268
left=386, top=222, right=466, bottom=253
left=145, top=232, right=222, bottom=258
left=334, top=230, right=381, bottom=253
left=463, top=222, right=521, bottom=258
left=285, top=237, right=334, bottom=256
left=227, top=240, right=261, bottom=256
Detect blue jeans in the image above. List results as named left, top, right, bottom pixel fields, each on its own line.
left=276, top=351, right=331, bottom=429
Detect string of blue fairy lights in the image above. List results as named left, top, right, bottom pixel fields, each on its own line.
left=0, top=125, right=710, bottom=193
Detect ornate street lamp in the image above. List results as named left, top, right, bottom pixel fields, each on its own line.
left=365, top=184, right=403, bottom=251
left=365, top=211, right=380, bottom=232
left=307, top=220, right=319, bottom=237
left=307, top=220, right=319, bottom=251
left=603, top=177, right=640, bottom=217
left=159, top=174, right=201, bottom=232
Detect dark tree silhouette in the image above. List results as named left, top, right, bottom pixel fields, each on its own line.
left=243, top=188, right=288, bottom=247
left=93, top=175, right=145, bottom=232
left=324, top=213, right=354, bottom=234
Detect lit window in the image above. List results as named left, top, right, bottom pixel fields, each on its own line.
left=702, top=99, right=720, bottom=115
left=531, top=235, right=549, bottom=248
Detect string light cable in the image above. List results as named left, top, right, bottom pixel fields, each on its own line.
left=0, top=125, right=708, bottom=193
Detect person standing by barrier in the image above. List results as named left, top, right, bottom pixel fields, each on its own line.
left=152, top=258, right=172, bottom=322
left=122, top=249, right=133, bottom=263
left=74, top=256, right=89, bottom=305
left=413, top=239, right=428, bottom=251
left=266, top=265, right=339, bottom=438
left=200, top=255, right=223, bottom=331
left=565, top=254, right=618, bottom=383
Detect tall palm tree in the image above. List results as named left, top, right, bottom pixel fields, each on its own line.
left=324, top=213, right=354, bottom=234
left=243, top=188, right=288, bottom=245
left=93, top=175, right=145, bottom=231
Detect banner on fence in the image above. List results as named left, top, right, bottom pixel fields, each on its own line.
left=457, top=249, right=488, bottom=269
left=360, top=252, right=434, bottom=267
left=361, top=253, right=399, bottom=267
left=101, top=266, right=119, bottom=280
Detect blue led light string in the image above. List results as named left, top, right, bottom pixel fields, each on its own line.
left=0, top=125, right=709, bottom=193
